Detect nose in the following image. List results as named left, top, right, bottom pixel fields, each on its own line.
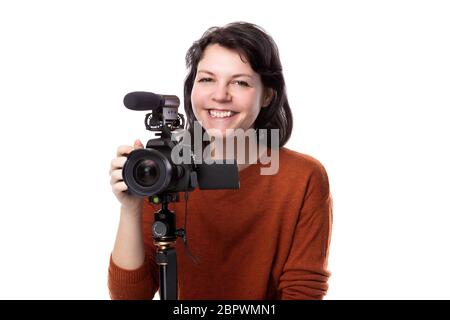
left=212, top=83, right=231, bottom=102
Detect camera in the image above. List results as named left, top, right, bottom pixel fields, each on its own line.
left=122, top=91, right=240, bottom=197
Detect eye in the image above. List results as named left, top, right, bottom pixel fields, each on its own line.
left=198, top=77, right=214, bottom=83
left=233, top=80, right=250, bottom=87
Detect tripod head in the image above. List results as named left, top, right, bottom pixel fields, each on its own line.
left=149, top=193, right=186, bottom=248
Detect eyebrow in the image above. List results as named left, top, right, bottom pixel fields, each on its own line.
left=197, top=70, right=253, bottom=79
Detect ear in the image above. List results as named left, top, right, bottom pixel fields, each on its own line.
left=261, top=88, right=275, bottom=108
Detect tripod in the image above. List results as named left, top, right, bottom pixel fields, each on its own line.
left=149, top=193, right=185, bottom=300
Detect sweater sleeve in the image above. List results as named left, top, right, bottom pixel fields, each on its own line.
left=108, top=253, right=159, bottom=300
left=278, top=162, right=333, bottom=300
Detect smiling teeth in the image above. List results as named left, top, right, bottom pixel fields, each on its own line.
left=209, top=110, right=234, bottom=118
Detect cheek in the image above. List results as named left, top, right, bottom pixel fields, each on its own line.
left=191, top=85, right=208, bottom=109
left=239, top=94, right=263, bottom=128
left=190, top=87, right=202, bottom=117
left=191, top=85, right=198, bottom=106
left=241, top=92, right=262, bottom=115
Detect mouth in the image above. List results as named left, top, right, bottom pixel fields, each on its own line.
left=207, top=109, right=239, bottom=119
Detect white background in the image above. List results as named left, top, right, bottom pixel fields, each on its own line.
left=0, top=0, right=449, bottom=299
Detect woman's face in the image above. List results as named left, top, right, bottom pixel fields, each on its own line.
left=191, top=44, right=271, bottom=138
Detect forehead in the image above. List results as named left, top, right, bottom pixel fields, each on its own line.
left=197, top=44, right=255, bottom=75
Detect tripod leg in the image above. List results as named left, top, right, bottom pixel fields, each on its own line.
left=157, top=248, right=178, bottom=300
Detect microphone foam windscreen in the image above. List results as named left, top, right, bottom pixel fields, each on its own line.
left=123, top=91, right=161, bottom=110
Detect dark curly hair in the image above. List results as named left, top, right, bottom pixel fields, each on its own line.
left=184, top=21, right=293, bottom=149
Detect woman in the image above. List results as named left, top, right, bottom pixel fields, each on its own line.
left=108, top=22, right=333, bottom=300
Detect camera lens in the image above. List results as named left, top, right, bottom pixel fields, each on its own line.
left=122, top=148, right=174, bottom=197
left=134, top=159, right=160, bottom=187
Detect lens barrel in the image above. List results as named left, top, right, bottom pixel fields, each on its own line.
left=122, top=148, right=174, bottom=197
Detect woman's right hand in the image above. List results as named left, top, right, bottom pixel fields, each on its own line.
left=110, top=139, right=145, bottom=213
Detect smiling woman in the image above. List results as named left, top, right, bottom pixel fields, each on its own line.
left=108, top=22, right=333, bottom=300
left=183, top=22, right=292, bottom=151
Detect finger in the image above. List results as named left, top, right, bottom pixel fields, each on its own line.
left=110, top=169, right=123, bottom=182
left=110, top=157, right=127, bottom=170
left=116, top=145, right=134, bottom=157
left=134, top=139, right=144, bottom=149
left=113, top=181, right=128, bottom=192
left=110, top=174, right=123, bottom=186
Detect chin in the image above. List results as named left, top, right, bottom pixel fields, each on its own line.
left=204, top=127, right=228, bottom=139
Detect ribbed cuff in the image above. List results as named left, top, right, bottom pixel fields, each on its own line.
left=108, top=254, right=150, bottom=285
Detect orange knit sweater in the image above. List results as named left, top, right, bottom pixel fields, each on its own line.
left=108, top=147, right=333, bottom=299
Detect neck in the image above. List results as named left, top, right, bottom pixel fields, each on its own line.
left=208, top=135, right=259, bottom=172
